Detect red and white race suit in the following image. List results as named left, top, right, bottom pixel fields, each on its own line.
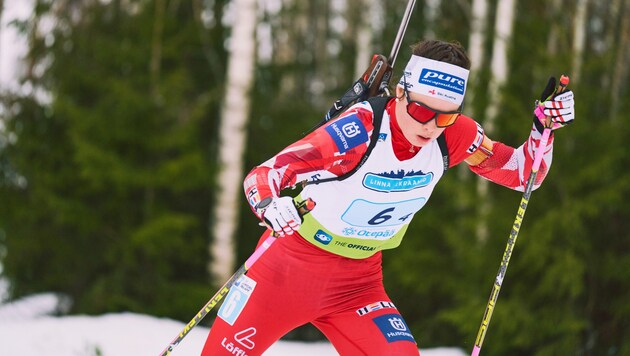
left=201, top=99, right=553, bottom=355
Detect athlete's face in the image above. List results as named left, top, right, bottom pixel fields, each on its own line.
left=394, top=86, right=460, bottom=147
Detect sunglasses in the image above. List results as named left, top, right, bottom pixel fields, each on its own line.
left=402, top=76, right=462, bottom=128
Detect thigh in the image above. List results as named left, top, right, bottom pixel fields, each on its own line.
left=313, top=299, right=420, bottom=356
left=199, top=275, right=277, bottom=355
left=201, top=234, right=316, bottom=355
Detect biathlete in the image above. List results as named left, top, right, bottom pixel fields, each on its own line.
left=201, top=39, right=575, bottom=355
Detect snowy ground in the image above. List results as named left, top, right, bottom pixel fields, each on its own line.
left=0, top=289, right=466, bottom=356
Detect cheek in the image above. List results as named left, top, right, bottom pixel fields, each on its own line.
left=431, top=127, right=446, bottom=138
left=398, top=114, right=417, bottom=134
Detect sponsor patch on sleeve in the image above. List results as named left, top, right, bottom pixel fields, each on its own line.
left=372, top=313, right=416, bottom=343
left=325, top=114, right=369, bottom=153
left=466, top=122, right=485, bottom=154
left=247, top=187, right=261, bottom=209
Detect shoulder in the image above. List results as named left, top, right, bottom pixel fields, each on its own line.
left=318, top=101, right=380, bottom=153
left=443, top=115, right=485, bottom=166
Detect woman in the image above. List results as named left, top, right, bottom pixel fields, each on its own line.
left=201, top=39, right=575, bottom=355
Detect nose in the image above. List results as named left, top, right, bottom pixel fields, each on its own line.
left=421, top=119, right=438, bottom=134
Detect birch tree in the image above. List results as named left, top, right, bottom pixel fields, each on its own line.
left=571, top=0, right=588, bottom=83
left=353, top=0, right=372, bottom=79
left=210, top=0, right=257, bottom=284
left=453, top=0, right=489, bottom=207
left=423, top=0, right=441, bottom=39
left=464, top=0, right=488, bottom=112
left=351, top=0, right=386, bottom=79
left=476, top=0, right=516, bottom=243
left=545, top=0, right=563, bottom=56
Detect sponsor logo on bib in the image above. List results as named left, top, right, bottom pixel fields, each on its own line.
left=363, top=170, right=433, bottom=192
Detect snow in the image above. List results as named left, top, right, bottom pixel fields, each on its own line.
left=0, top=291, right=467, bottom=356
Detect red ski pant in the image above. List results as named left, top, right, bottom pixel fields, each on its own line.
left=201, top=231, right=420, bottom=356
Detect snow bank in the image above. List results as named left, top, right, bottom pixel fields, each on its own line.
left=0, top=290, right=466, bottom=356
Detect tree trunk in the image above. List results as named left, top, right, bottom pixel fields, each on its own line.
left=464, top=0, right=489, bottom=117
left=476, top=0, right=516, bottom=243
left=571, top=0, right=588, bottom=83
left=545, top=0, right=563, bottom=56
left=210, top=0, right=257, bottom=285
left=423, top=0, right=441, bottom=39
left=353, top=0, right=372, bottom=79
left=456, top=0, right=489, bottom=206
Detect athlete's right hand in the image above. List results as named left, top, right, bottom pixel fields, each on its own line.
left=258, top=197, right=302, bottom=237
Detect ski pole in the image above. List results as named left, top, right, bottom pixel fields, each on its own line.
left=159, top=198, right=316, bottom=356
left=471, top=76, right=569, bottom=356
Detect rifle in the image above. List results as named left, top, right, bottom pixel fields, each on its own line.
left=320, top=0, right=417, bottom=124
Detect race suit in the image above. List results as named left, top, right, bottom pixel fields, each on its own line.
left=201, top=98, right=553, bottom=355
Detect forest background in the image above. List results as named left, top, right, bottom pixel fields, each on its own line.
left=1, top=0, right=629, bottom=355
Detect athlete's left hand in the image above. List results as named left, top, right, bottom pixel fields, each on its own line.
left=533, top=77, right=575, bottom=131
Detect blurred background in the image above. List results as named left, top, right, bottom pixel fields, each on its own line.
left=0, top=0, right=628, bottom=355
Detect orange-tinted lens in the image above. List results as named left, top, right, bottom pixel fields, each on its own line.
left=434, top=113, right=461, bottom=127
left=407, top=102, right=461, bottom=127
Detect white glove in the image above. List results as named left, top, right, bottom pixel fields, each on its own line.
left=258, top=197, right=301, bottom=237
left=534, top=90, right=575, bottom=130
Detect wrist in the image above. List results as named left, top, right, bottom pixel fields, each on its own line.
left=255, top=197, right=273, bottom=219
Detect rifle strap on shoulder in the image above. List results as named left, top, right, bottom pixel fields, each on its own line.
left=437, top=133, right=449, bottom=174
left=309, top=96, right=449, bottom=185
left=309, top=96, right=390, bottom=185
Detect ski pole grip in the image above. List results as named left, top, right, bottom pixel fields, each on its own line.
left=544, top=74, right=570, bottom=128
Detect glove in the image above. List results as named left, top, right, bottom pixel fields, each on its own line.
left=257, top=196, right=301, bottom=237
left=533, top=76, right=575, bottom=132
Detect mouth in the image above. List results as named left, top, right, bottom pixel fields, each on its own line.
left=412, top=134, right=432, bottom=147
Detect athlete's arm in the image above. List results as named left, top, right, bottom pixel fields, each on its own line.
left=444, top=116, right=553, bottom=192
left=243, top=102, right=376, bottom=214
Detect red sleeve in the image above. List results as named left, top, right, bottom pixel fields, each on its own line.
left=443, top=115, right=482, bottom=167
left=243, top=102, right=376, bottom=215
left=444, top=116, right=554, bottom=192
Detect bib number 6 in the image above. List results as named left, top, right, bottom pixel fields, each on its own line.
left=342, top=198, right=427, bottom=227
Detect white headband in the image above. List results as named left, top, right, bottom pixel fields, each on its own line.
left=398, top=55, right=470, bottom=106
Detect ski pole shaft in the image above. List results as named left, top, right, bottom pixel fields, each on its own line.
left=388, top=0, right=416, bottom=67
left=159, top=199, right=315, bottom=356
left=471, top=76, right=569, bottom=356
